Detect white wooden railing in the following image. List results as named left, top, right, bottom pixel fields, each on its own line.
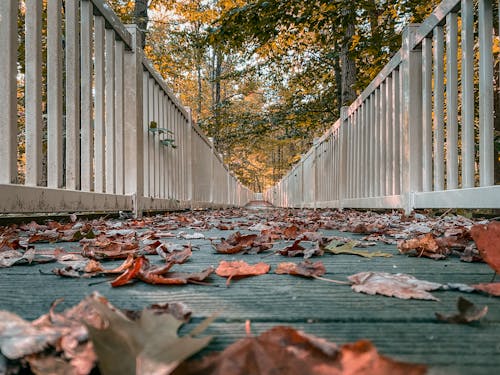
left=265, top=0, right=500, bottom=212
left=0, top=0, right=253, bottom=215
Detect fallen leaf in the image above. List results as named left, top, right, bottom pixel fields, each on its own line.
left=109, top=255, right=214, bottom=287
left=180, top=232, right=205, bottom=240
left=282, top=225, right=302, bottom=239
left=215, top=260, right=270, bottom=286
left=348, top=272, right=443, bottom=301
left=470, top=221, right=500, bottom=273
left=435, top=297, right=488, bottom=324
left=164, top=247, right=192, bottom=264
left=325, top=241, right=392, bottom=258
left=472, top=283, right=500, bottom=296
left=86, top=295, right=213, bottom=375
left=397, top=233, right=449, bottom=260
left=275, top=261, right=326, bottom=278
left=279, top=240, right=323, bottom=259
left=0, top=311, right=60, bottom=359
left=174, top=326, right=426, bottom=375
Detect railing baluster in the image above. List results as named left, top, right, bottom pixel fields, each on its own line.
left=461, top=0, right=475, bottom=188
left=105, top=28, right=116, bottom=194
left=478, top=0, right=494, bottom=186
left=142, top=72, right=149, bottom=197
left=47, top=0, right=63, bottom=188
left=446, top=12, right=459, bottom=189
left=159, top=92, right=165, bottom=199
left=393, top=68, right=401, bottom=195
left=154, top=83, right=160, bottom=197
left=25, top=0, right=43, bottom=186
left=94, top=15, right=106, bottom=193
left=374, top=88, right=381, bottom=196
left=380, top=82, right=387, bottom=196
left=386, top=74, right=393, bottom=195
left=115, top=40, right=125, bottom=195
left=369, top=95, right=375, bottom=197
left=0, top=0, right=17, bottom=185
left=80, top=0, right=94, bottom=192
left=148, top=77, right=155, bottom=196
left=422, top=37, right=433, bottom=192
left=433, top=26, right=445, bottom=191
left=65, top=0, right=80, bottom=190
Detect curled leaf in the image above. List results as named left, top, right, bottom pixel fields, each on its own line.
left=436, top=297, right=488, bottom=324
left=470, top=221, right=500, bottom=273
left=275, top=261, right=326, bottom=278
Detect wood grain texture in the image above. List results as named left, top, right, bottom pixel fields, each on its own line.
left=0, top=224, right=498, bottom=374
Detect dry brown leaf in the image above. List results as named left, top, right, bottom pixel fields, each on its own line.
left=470, top=221, right=500, bottom=273
left=472, top=282, right=500, bottom=296
left=397, top=233, right=448, bottom=260
left=279, top=240, right=323, bottom=258
left=348, top=272, right=443, bottom=301
left=275, top=261, right=326, bottom=278
left=435, top=297, right=488, bottom=324
left=174, top=326, right=426, bottom=375
left=215, top=260, right=270, bottom=286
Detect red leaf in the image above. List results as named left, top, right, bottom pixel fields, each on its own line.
left=470, top=222, right=500, bottom=273
left=472, top=282, right=500, bottom=296
left=110, top=256, right=147, bottom=287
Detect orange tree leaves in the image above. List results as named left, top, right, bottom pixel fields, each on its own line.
left=215, top=260, right=270, bottom=286
left=470, top=221, right=500, bottom=273
left=174, top=326, right=426, bottom=375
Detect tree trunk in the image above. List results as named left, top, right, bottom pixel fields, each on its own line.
left=134, top=0, right=148, bottom=48
left=340, top=6, right=357, bottom=106
left=333, top=40, right=342, bottom=115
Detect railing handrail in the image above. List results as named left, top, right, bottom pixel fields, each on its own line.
left=90, top=0, right=133, bottom=49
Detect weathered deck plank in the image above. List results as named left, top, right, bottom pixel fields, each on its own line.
left=0, top=212, right=499, bottom=374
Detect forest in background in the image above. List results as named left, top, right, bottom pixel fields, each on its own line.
left=107, top=0, right=448, bottom=192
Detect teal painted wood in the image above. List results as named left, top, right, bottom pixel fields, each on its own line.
left=0, top=221, right=499, bottom=373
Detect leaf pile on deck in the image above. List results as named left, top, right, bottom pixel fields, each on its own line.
left=469, top=222, right=500, bottom=296
left=0, top=209, right=496, bottom=294
left=0, top=292, right=209, bottom=375
left=0, top=293, right=427, bottom=375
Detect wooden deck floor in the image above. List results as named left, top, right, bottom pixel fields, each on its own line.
left=1, top=209, right=499, bottom=374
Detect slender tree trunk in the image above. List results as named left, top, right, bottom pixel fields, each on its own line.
left=340, top=5, right=357, bottom=106
left=134, top=0, right=148, bottom=48
left=333, top=40, right=342, bottom=115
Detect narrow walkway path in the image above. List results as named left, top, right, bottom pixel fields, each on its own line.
left=1, top=208, right=499, bottom=374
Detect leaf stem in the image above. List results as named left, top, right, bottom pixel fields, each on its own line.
left=312, top=275, right=351, bottom=285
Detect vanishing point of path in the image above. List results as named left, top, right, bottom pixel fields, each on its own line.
left=1, top=207, right=499, bottom=374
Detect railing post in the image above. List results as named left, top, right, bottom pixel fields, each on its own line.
left=339, top=106, right=349, bottom=207
left=208, top=137, right=215, bottom=204
left=401, top=24, right=422, bottom=214
left=186, top=109, right=193, bottom=205
left=0, top=0, right=18, bottom=184
left=124, top=25, right=144, bottom=217
left=312, top=138, right=319, bottom=209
